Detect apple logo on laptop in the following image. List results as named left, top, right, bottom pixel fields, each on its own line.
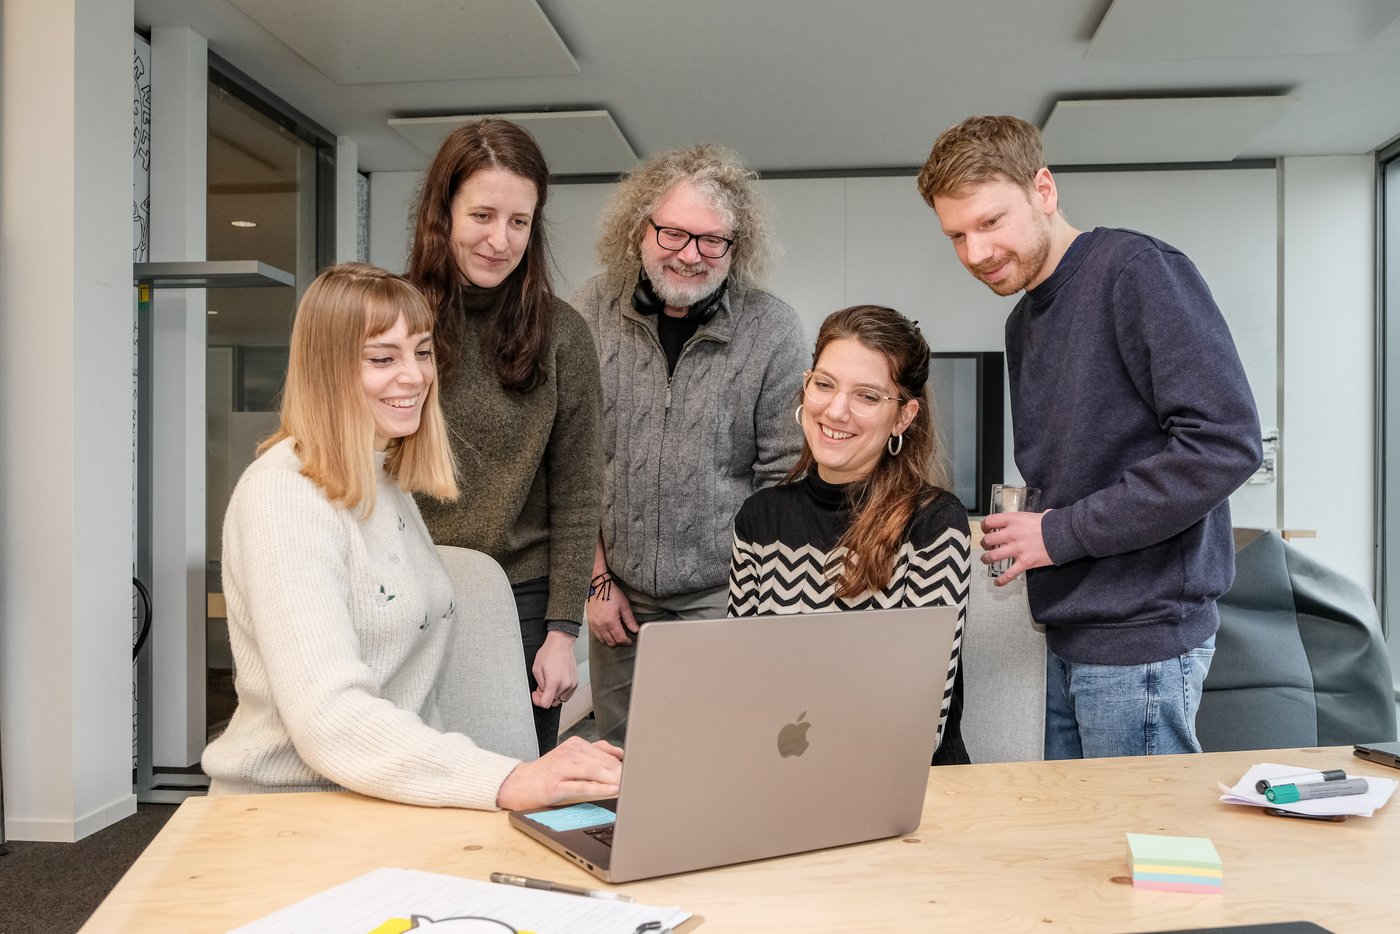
left=777, top=711, right=811, bottom=757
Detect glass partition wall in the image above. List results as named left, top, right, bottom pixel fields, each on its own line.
left=205, top=68, right=333, bottom=742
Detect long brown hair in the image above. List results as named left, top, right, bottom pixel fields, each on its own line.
left=788, top=305, right=949, bottom=599
left=261, top=263, right=458, bottom=516
left=407, top=119, right=555, bottom=391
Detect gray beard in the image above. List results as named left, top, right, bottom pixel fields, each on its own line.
left=644, top=257, right=725, bottom=308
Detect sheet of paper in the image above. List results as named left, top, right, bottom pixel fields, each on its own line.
left=229, top=866, right=690, bottom=934
left=1218, top=762, right=1399, bottom=817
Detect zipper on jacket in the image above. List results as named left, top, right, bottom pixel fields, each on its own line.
left=653, top=375, right=673, bottom=593
left=637, top=315, right=718, bottom=596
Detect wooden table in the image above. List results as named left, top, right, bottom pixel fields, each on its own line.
left=84, top=747, right=1398, bottom=933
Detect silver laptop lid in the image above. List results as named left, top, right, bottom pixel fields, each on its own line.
left=607, top=605, right=957, bottom=882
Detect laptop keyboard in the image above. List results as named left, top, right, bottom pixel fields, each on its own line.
left=583, top=825, right=615, bottom=847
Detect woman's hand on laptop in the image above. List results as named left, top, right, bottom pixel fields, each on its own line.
left=496, top=736, right=625, bottom=810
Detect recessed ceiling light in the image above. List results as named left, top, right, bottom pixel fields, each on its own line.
left=208, top=309, right=219, bottom=315
left=230, top=219, right=257, bottom=228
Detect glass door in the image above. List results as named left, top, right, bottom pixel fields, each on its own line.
left=205, top=74, right=331, bottom=741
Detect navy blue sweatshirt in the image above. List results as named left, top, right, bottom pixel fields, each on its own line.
left=1010, top=227, right=1263, bottom=665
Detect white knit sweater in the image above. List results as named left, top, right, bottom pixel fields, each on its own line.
left=202, top=439, right=520, bottom=808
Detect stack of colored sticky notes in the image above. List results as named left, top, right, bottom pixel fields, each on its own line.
left=1125, top=833, right=1223, bottom=894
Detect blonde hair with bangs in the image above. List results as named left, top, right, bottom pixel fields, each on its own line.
left=261, top=263, right=458, bottom=516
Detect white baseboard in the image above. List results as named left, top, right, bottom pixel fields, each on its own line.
left=5, top=792, right=138, bottom=843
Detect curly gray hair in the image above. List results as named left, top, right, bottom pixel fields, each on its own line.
left=595, top=143, right=777, bottom=292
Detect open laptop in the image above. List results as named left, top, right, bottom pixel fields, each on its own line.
left=509, top=605, right=960, bottom=883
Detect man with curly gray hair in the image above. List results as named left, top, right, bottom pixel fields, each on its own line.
left=573, top=143, right=806, bottom=746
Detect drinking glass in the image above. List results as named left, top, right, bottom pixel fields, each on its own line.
left=987, top=483, right=1041, bottom=578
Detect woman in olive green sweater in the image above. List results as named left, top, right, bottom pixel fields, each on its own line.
left=408, top=119, right=603, bottom=755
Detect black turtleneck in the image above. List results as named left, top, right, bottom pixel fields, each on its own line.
left=656, top=311, right=702, bottom=376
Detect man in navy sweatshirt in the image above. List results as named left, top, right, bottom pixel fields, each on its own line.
left=916, top=115, right=1262, bottom=759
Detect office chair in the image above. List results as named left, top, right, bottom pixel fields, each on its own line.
left=1198, top=529, right=1397, bottom=751
left=960, top=545, right=1047, bottom=762
left=435, top=546, right=541, bottom=762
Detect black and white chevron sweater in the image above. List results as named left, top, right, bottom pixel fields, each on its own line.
left=727, top=471, right=973, bottom=764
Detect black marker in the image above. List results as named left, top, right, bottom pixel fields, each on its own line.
left=1255, top=769, right=1347, bottom=794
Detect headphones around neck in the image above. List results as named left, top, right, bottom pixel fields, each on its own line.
left=631, top=271, right=729, bottom=324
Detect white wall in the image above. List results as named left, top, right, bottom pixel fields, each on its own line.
left=1280, top=156, right=1377, bottom=592
left=1054, top=169, right=1280, bottom=530
left=369, top=171, right=421, bottom=274
left=335, top=136, right=361, bottom=263
left=1, top=0, right=138, bottom=841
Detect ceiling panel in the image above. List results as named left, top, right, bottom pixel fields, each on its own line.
left=389, top=110, right=638, bottom=176
left=132, top=2, right=1400, bottom=173
left=1088, top=0, right=1400, bottom=60
left=1042, top=97, right=1296, bottom=164
left=226, top=0, right=578, bottom=83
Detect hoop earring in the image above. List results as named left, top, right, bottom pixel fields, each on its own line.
left=795, top=404, right=804, bottom=428
left=887, top=433, right=904, bottom=456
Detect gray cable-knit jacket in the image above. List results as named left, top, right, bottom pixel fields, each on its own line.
left=573, top=271, right=807, bottom=599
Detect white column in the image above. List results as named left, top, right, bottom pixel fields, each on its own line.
left=0, top=0, right=137, bottom=841
left=149, top=25, right=208, bottom=767
left=1280, top=155, right=1378, bottom=591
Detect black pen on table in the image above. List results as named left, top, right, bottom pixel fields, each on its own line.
left=489, top=871, right=635, bottom=902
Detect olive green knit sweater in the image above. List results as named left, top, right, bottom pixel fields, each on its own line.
left=417, top=286, right=603, bottom=631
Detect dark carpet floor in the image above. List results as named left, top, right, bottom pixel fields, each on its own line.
left=0, top=803, right=176, bottom=933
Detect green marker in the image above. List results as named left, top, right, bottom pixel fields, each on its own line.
left=1264, top=777, right=1369, bottom=804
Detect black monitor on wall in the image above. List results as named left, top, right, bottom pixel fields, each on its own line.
left=929, top=352, right=1004, bottom=516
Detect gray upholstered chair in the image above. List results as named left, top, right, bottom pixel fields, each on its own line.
left=1198, top=530, right=1397, bottom=751
left=434, top=545, right=540, bottom=762
left=959, top=547, right=1047, bottom=762
left=957, top=527, right=1399, bottom=762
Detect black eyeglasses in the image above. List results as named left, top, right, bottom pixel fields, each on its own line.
left=648, top=220, right=734, bottom=259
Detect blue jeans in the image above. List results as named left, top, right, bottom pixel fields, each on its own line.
left=1044, top=635, right=1215, bottom=759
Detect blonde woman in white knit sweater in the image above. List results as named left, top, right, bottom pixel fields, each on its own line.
left=202, top=263, right=622, bottom=810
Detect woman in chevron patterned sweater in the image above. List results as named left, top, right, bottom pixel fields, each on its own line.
left=727, top=305, right=972, bottom=764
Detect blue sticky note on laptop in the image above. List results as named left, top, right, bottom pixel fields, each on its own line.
left=524, top=802, right=615, bottom=832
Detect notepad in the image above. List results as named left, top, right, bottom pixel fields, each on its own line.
left=1126, top=833, right=1222, bottom=894
left=523, top=802, right=616, bottom=832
